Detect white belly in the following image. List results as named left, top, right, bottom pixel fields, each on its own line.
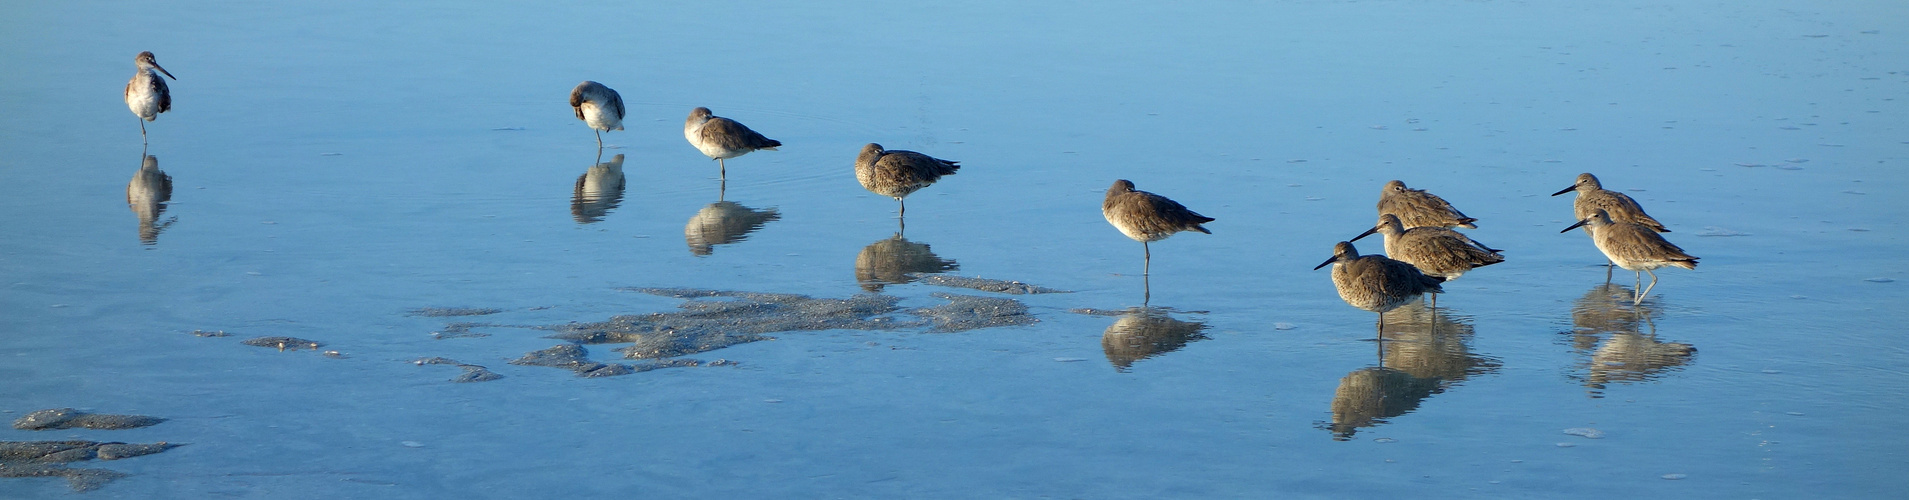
left=127, top=85, right=162, bottom=120
left=580, top=103, right=622, bottom=132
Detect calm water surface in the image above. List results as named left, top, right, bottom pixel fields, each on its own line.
left=2, top=0, right=1906, bottom=497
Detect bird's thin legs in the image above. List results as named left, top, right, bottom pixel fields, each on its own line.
left=1635, top=269, right=1661, bottom=306
left=1142, top=241, right=1152, bottom=276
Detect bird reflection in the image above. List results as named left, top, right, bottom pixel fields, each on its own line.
left=571, top=154, right=626, bottom=223
left=854, top=233, right=958, bottom=292
left=1100, top=307, right=1208, bottom=372
left=127, top=154, right=174, bottom=245
left=1322, top=302, right=1499, bottom=440
left=684, top=181, right=779, bottom=256
left=1565, top=283, right=1696, bottom=397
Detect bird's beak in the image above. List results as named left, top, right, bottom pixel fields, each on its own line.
left=1313, top=255, right=1338, bottom=270
left=1550, top=185, right=1575, bottom=196
left=154, top=64, right=176, bottom=80
left=1350, top=226, right=1379, bottom=242
left=1560, top=219, right=1589, bottom=233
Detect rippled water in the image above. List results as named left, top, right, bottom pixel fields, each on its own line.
left=3, top=0, right=1906, bottom=497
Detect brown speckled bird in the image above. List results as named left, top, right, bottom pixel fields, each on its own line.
left=1103, top=179, right=1213, bottom=276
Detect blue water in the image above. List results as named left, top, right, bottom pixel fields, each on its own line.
left=3, top=0, right=1906, bottom=497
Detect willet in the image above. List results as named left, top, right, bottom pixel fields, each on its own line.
left=1102, top=179, right=1214, bottom=276
left=1561, top=209, right=1698, bottom=305
left=1314, top=241, right=1445, bottom=332
left=125, top=51, right=175, bottom=145
left=1377, top=180, right=1477, bottom=229
left=1552, top=173, right=1669, bottom=232
left=1351, top=213, right=1502, bottom=305
left=684, top=107, right=780, bottom=178
left=569, top=81, right=624, bottom=149
left=855, top=143, right=959, bottom=217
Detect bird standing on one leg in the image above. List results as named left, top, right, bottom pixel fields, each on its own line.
left=1102, top=179, right=1213, bottom=276
left=569, top=81, right=624, bottom=150
left=854, top=143, right=959, bottom=218
left=125, top=51, right=175, bottom=145
left=684, top=107, right=780, bottom=179
left=1376, top=180, right=1476, bottom=229
left=1314, top=241, right=1445, bottom=335
left=1561, top=209, right=1698, bottom=305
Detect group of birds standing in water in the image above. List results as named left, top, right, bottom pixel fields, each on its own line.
left=123, top=52, right=1700, bottom=324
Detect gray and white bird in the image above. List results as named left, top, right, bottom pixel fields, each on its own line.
left=1102, top=179, right=1214, bottom=276
left=684, top=107, right=780, bottom=178
left=1377, top=180, right=1476, bottom=229
left=125, top=51, right=176, bottom=144
left=854, top=143, right=959, bottom=217
left=1552, top=173, right=1669, bottom=232
left=1561, top=209, right=1698, bottom=305
left=569, top=81, right=624, bottom=148
left=1315, top=241, right=1446, bottom=332
left=1351, top=213, right=1504, bottom=282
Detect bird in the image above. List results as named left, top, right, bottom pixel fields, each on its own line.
left=1561, top=209, right=1698, bottom=305
left=569, top=81, right=624, bottom=149
left=1350, top=213, right=1503, bottom=306
left=1314, top=241, right=1446, bottom=332
left=855, top=143, right=959, bottom=218
left=684, top=107, right=780, bottom=178
left=1102, top=179, right=1214, bottom=276
left=125, top=51, right=176, bottom=144
left=1551, top=173, right=1669, bottom=232
left=1376, top=180, right=1477, bottom=229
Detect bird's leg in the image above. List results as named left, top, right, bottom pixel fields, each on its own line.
left=595, top=129, right=603, bottom=149
left=1430, top=292, right=1439, bottom=309
left=897, top=215, right=905, bottom=237
left=718, top=178, right=727, bottom=202
left=899, top=198, right=906, bottom=218
left=718, top=158, right=727, bottom=179
left=1605, top=262, right=1614, bottom=283
left=1143, top=241, right=1152, bottom=276
left=139, top=120, right=148, bottom=145
left=1635, top=269, right=1660, bottom=306
left=1142, top=273, right=1152, bottom=307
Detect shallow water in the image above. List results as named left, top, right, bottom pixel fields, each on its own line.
left=3, top=0, right=1907, bottom=497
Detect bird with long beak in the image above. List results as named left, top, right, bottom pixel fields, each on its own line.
left=1315, top=241, right=1445, bottom=333
left=125, top=51, right=176, bottom=144
left=1561, top=209, right=1697, bottom=305
left=1351, top=213, right=1502, bottom=306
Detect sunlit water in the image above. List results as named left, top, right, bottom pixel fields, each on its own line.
left=2, top=0, right=1906, bottom=497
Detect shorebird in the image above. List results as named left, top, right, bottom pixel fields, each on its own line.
left=1561, top=209, right=1698, bottom=305
left=125, top=51, right=175, bottom=144
left=569, top=81, right=624, bottom=149
left=1102, top=179, right=1214, bottom=276
left=1351, top=214, right=1502, bottom=305
left=855, top=143, right=959, bottom=217
left=684, top=107, right=780, bottom=178
left=1314, top=241, right=1445, bottom=332
left=1377, top=180, right=1477, bottom=229
left=1552, top=173, right=1669, bottom=232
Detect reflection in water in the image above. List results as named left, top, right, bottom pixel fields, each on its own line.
left=854, top=234, right=958, bottom=292
left=684, top=201, right=779, bottom=256
left=1566, top=283, right=1696, bottom=397
left=571, top=154, right=625, bottom=223
left=126, top=154, right=174, bottom=245
left=1100, top=307, right=1207, bottom=372
left=1322, top=302, right=1499, bottom=440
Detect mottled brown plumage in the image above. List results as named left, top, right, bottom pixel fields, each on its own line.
left=1314, top=241, right=1445, bottom=315
left=684, top=107, right=780, bottom=178
left=125, top=51, right=175, bottom=144
left=1376, top=180, right=1476, bottom=229
left=1561, top=209, right=1698, bottom=304
left=1352, top=213, right=1503, bottom=281
left=1103, top=179, right=1214, bottom=275
left=1552, top=173, right=1669, bottom=232
left=855, top=143, right=959, bottom=216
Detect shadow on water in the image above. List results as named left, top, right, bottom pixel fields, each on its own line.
left=854, top=232, right=959, bottom=292
left=683, top=180, right=779, bottom=256
left=1098, top=307, right=1208, bottom=372
left=1320, top=302, right=1501, bottom=440
left=1563, top=282, right=1697, bottom=398
left=126, top=154, right=174, bottom=245
left=571, top=153, right=625, bottom=224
